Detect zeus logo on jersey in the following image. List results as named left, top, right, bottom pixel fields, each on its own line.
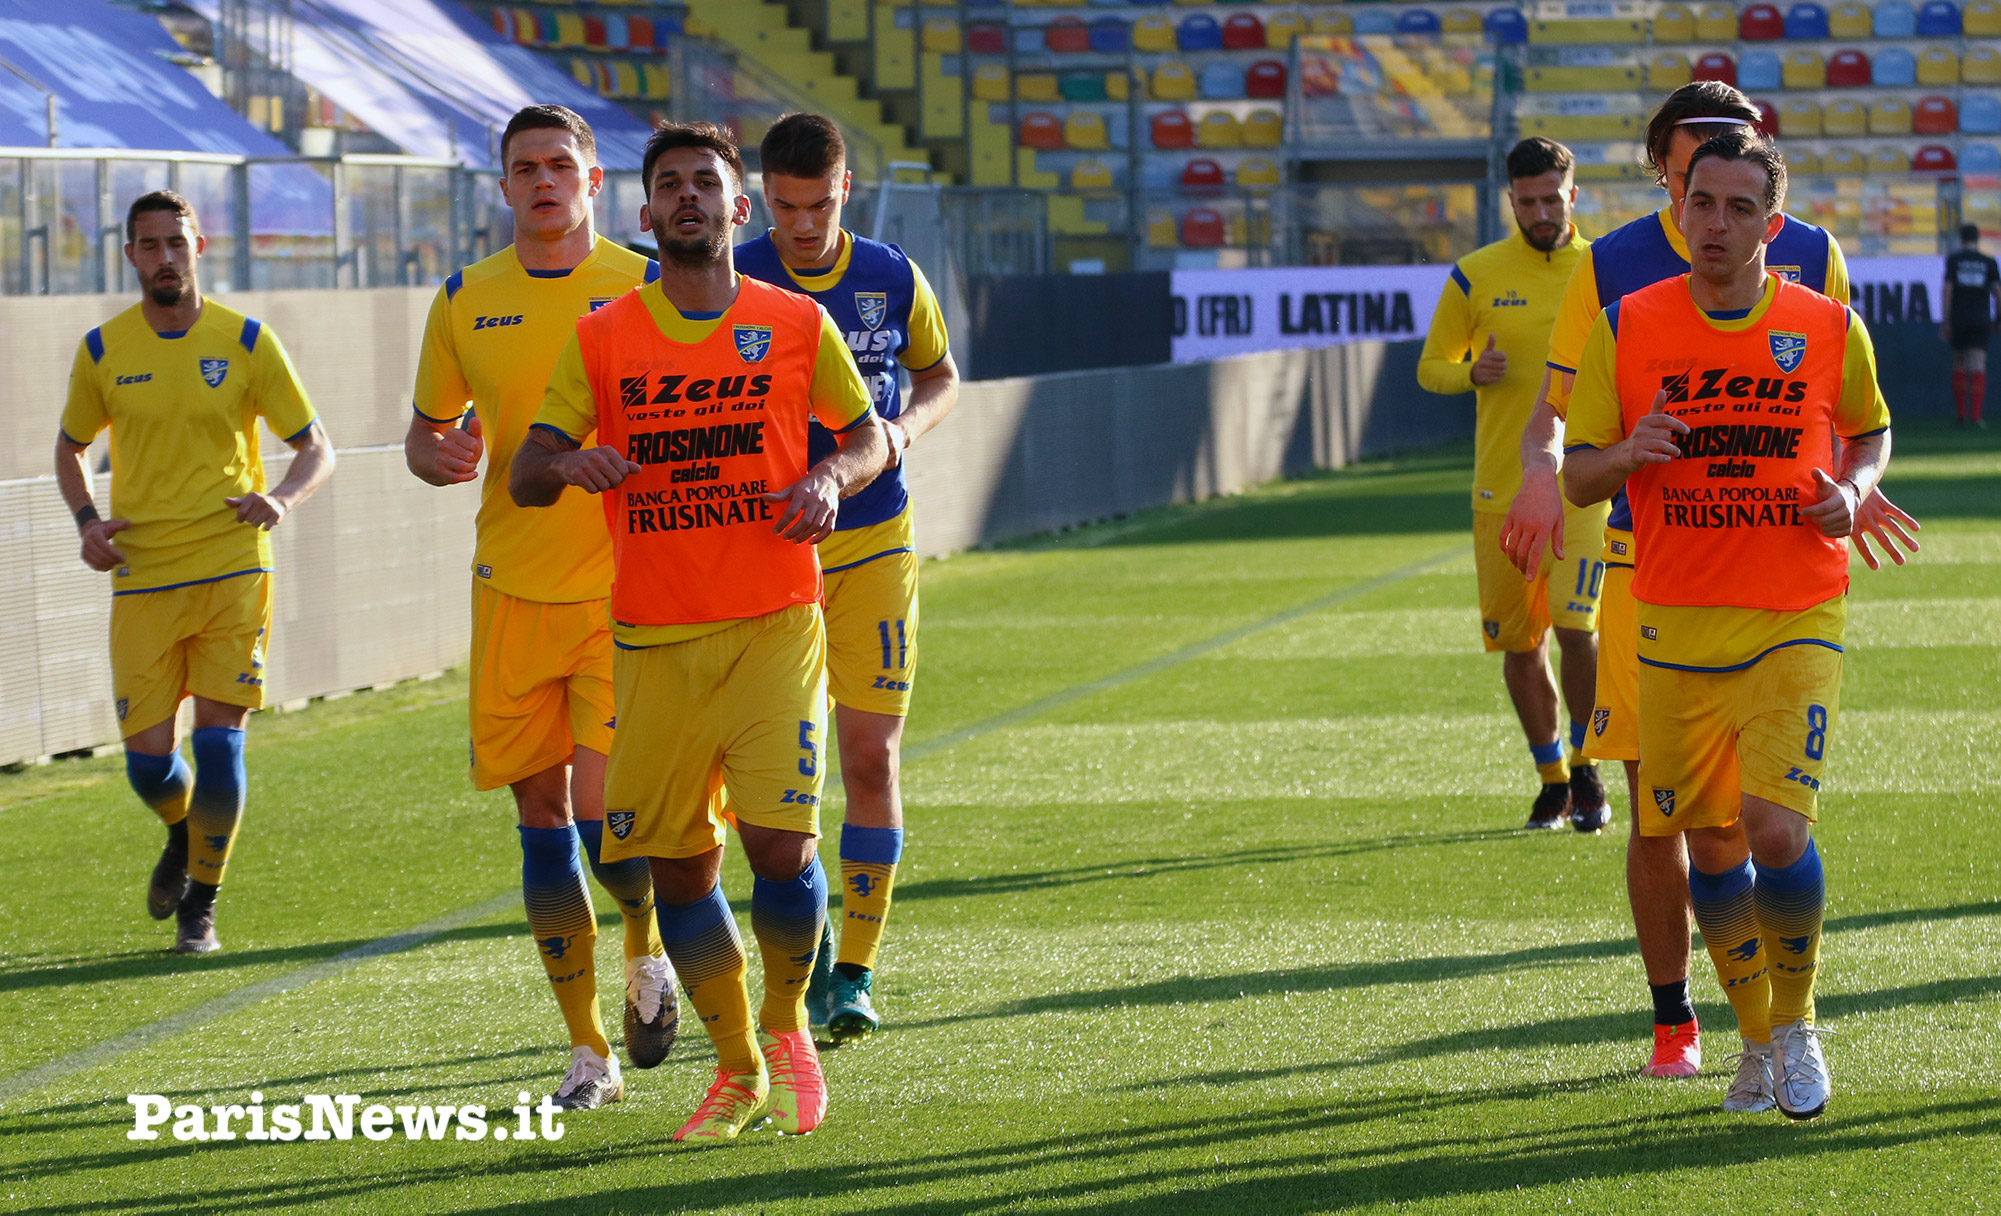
left=1490, top=290, right=1528, bottom=308
left=845, top=329, right=904, bottom=355
left=618, top=373, right=773, bottom=411
left=472, top=314, right=523, bottom=330
left=1659, top=369, right=1809, bottom=405
left=200, top=359, right=228, bottom=388
left=116, top=373, right=153, bottom=385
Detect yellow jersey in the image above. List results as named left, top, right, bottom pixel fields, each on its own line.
left=61, top=300, right=316, bottom=594
left=413, top=237, right=657, bottom=604
left=1418, top=225, right=1590, bottom=514
left=533, top=275, right=874, bottom=648
left=1564, top=274, right=1890, bottom=670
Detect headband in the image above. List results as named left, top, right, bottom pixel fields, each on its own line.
left=1676, top=116, right=1754, bottom=126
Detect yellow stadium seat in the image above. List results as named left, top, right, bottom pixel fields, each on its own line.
left=1106, top=72, right=1131, bottom=102
left=1063, top=111, right=1110, bottom=150
left=1780, top=98, right=1822, bottom=135
left=554, top=13, right=586, bottom=47
left=1147, top=208, right=1177, bottom=248
left=1237, top=157, right=1282, bottom=190
left=1823, top=144, right=1868, bottom=173
left=1827, top=1, right=1872, bottom=37
left=1869, top=145, right=1909, bottom=174
left=1133, top=15, right=1177, bottom=52
left=1823, top=97, right=1867, bottom=135
left=1442, top=8, right=1484, bottom=34
left=1243, top=108, right=1284, bottom=147
left=1695, top=4, right=1737, bottom=40
left=921, top=17, right=960, bottom=53
left=1197, top=111, right=1242, bottom=148
left=1788, top=149, right=1820, bottom=174
left=1310, top=12, right=1353, bottom=35
left=1966, top=45, right=2001, bottom=84
left=1071, top=159, right=1115, bottom=190
left=1647, top=53, right=1691, bottom=90
left=972, top=64, right=1010, bottom=102
left=568, top=57, right=592, bottom=89
left=643, top=62, right=670, bottom=101
left=1018, top=73, right=1061, bottom=103
left=1869, top=97, right=1914, bottom=135
left=1917, top=45, right=1959, bottom=86
left=1653, top=4, right=1696, bottom=41
left=1783, top=50, right=1826, bottom=90
left=1151, top=62, right=1197, bottom=101
left=1966, top=0, right=2001, bottom=34
left=1266, top=12, right=1308, bottom=47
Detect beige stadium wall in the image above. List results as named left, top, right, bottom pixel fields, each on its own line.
left=0, top=289, right=1466, bottom=766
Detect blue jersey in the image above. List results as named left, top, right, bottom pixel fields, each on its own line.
left=736, top=231, right=949, bottom=531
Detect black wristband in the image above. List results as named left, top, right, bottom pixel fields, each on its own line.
left=74, top=503, right=100, bottom=531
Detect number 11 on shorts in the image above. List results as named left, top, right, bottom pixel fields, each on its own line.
left=877, top=619, right=908, bottom=669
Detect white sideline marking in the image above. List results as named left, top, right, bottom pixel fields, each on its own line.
left=0, top=545, right=1461, bottom=1105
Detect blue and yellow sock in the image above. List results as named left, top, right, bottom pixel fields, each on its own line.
left=1755, top=839, right=1825, bottom=1027
left=1690, top=858, right=1771, bottom=1043
left=519, top=825, right=607, bottom=1057
left=126, top=749, right=191, bottom=828
left=1530, top=738, right=1570, bottom=786
left=657, top=883, right=757, bottom=1072
left=1568, top=720, right=1594, bottom=769
left=576, top=818, right=664, bottom=963
left=837, top=824, right=903, bottom=976
left=186, top=727, right=245, bottom=890
left=752, top=855, right=828, bottom=1034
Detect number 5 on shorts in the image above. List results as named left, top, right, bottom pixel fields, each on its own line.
left=798, top=720, right=818, bottom=777
left=1804, top=703, right=1827, bottom=761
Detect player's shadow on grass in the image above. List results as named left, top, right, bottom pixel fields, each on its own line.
left=1094, top=487, right=1473, bottom=547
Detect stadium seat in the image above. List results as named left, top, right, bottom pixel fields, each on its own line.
left=1741, top=3, right=1786, bottom=37
left=1485, top=7, right=1529, bottom=42
left=1913, top=145, right=1957, bottom=173
left=1696, top=4, right=1738, bottom=39
left=1917, top=45, right=1960, bottom=85
left=1064, top=111, right=1111, bottom=149
left=1823, top=96, right=1868, bottom=133
left=1963, top=94, right=2001, bottom=132
left=1245, top=60, right=1286, bottom=99
left=922, top=17, right=961, bottom=53
left=1242, top=108, right=1284, bottom=146
left=1133, top=15, right=1177, bottom=51
left=1875, top=47, right=1917, bottom=86
left=1150, top=109, right=1195, bottom=147
left=1740, top=50, right=1782, bottom=89
left=968, top=22, right=1006, bottom=53
left=1178, top=14, right=1221, bottom=50
left=1966, top=45, right=2001, bottom=83
left=1789, top=149, right=1820, bottom=174
left=1266, top=11, right=1308, bottom=47
left=1182, top=207, right=1227, bottom=247
left=1785, top=2, right=1831, bottom=36
left=1780, top=97, right=1823, bottom=134
left=1869, top=96, right=1914, bottom=133
left=1649, top=52, right=1693, bottom=89
left=1312, top=12, right=1355, bottom=36
left=1753, top=98, right=1781, bottom=135
left=1090, top=16, right=1130, bottom=52
left=1222, top=12, right=1265, bottom=48
left=1826, top=49, right=1871, bottom=86
left=1962, top=143, right=2001, bottom=174
left=581, top=15, right=607, bottom=51
left=1071, top=159, right=1115, bottom=190
left=1151, top=62, right=1197, bottom=100
left=1914, top=94, right=1958, bottom=132
left=1180, top=157, right=1226, bottom=196
left=1147, top=208, right=1177, bottom=248
left=1869, top=145, right=1910, bottom=174
left=1018, top=73, right=1061, bottom=102
left=1352, top=9, right=1398, bottom=34
left=1653, top=4, right=1696, bottom=41
left=1694, top=52, right=1737, bottom=85
left=1827, top=0, right=1873, bottom=35
left=1784, top=49, right=1827, bottom=89
left=1968, top=0, right=2001, bottom=32
left=1874, top=0, right=1916, bottom=35
left=1395, top=9, right=1443, bottom=35
left=1237, top=157, right=1282, bottom=190
left=1019, top=112, right=1066, bottom=149
left=1047, top=17, right=1090, bottom=52
left=972, top=64, right=1010, bottom=101
left=1824, top=144, right=1869, bottom=172
left=1197, top=111, right=1242, bottom=147
left=1061, top=72, right=1110, bottom=102
left=1917, top=0, right=1961, bottom=33
left=1199, top=62, right=1244, bottom=99
left=1442, top=9, right=1485, bottom=35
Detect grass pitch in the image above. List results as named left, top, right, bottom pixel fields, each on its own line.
left=2, top=424, right=1997, bottom=1214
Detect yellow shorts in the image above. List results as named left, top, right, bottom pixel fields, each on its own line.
left=1636, top=642, right=1843, bottom=837
left=110, top=571, right=272, bottom=736
left=1584, top=534, right=1639, bottom=763
left=600, top=602, right=827, bottom=863
left=468, top=583, right=615, bottom=791
left=821, top=512, right=919, bottom=718
left=1471, top=498, right=1610, bottom=654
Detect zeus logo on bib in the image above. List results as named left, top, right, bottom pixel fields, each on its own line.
left=855, top=292, right=888, bottom=330
left=1769, top=331, right=1808, bottom=375
left=200, top=359, right=228, bottom=388
left=734, top=325, right=772, bottom=363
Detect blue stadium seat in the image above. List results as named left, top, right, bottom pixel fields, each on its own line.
left=1740, top=49, right=1783, bottom=89
left=1962, top=94, right=2001, bottom=132
left=1177, top=14, right=1221, bottom=51
left=1785, top=2, right=1830, bottom=36
left=1874, top=0, right=1917, bottom=35
left=1089, top=16, right=1130, bottom=52
left=1485, top=8, right=1529, bottom=43
left=1198, top=61, right=1243, bottom=99
left=1962, top=142, right=2001, bottom=173
left=1918, top=0, right=1962, bottom=33
left=1875, top=46, right=1917, bottom=85
left=1352, top=9, right=1398, bottom=34
left=1395, top=9, right=1443, bottom=35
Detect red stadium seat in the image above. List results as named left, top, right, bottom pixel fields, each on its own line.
left=629, top=16, right=657, bottom=52
left=1151, top=109, right=1195, bottom=148
left=582, top=15, right=607, bottom=50
left=1019, top=112, right=1065, bottom=149
left=1222, top=13, right=1267, bottom=50
left=968, top=22, right=1005, bottom=54
left=1693, top=52, right=1737, bottom=85
left=1826, top=49, right=1871, bottom=86
left=1245, top=60, right=1287, bottom=99
left=1740, top=3, right=1787, bottom=37
left=1914, top=95, right=1958, bottom=133
left=1046, top=17, right=1090, bottom=53
left=1180, top=158, right=1227, bottom=196
left=1182, top=207, right=1228, bottom=247
left=1753, top=98, right=1780, bottom=134
left=1913, top=144, right=1957, bottom=172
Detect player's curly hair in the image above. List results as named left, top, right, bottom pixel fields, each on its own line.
left=1685, top=128, right=1789, bottom=216
left=641, top=121, right=747, bottom=195
left=1643, top=82, right=1762, bottom=188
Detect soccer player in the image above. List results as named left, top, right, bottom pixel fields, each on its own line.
left=404, top=105, right=679, bottom=1111
left=735, top=113, right=959, bottom=1038
left=1418, top=136, right=1610, bottom=832
left=1941, top=223, right=2000, bottom=428
left=511, top=122, right=885, bottom=1143
left=1499, top=81, right=1914, bottom=1080
left=54, top=190, right=334, bottom=955
left=1565, top=131, right=1890, bottom=1120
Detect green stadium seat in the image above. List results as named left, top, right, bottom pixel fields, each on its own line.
left=1060, top=72, right=1109, bottom=103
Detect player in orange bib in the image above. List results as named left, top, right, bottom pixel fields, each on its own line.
left=1564, top=132, right=1893, bottom=1121
left=513, top=122, right=884, bottom=1144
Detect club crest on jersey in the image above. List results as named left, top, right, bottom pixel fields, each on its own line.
left=1769, top=265, right=1803, bottom=284
left=1482, top=620, right=1499, bottom=640
left=1593, top=708, right=1609, bottom=737
left=200, top=359, right=228, bottom=388
left=734, top=325, right=772, bottom=363
left=855, top=291, right=889, bottom=331
left=607, top=810, right=635, bottom=840
left=1769, top=330, right=1808, bottom=374
left=588, top=297, right=615, bottom=312
left=1653, top=788, right=1676, bottom=817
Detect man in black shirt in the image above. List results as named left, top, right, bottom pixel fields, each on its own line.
left=1943, top=224, right=2001, bottom=429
